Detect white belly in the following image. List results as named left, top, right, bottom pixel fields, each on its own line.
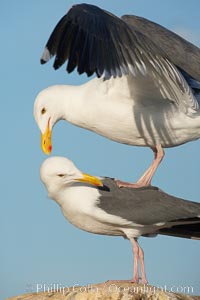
left=78, top=98, right=200, bottom=148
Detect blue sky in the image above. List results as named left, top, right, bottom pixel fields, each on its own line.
left=1, top=0, right=200, bottom=299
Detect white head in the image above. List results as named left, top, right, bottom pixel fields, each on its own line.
left=40, top=156, right=103, bottom=198
left=34, top=86, right=65, bottom=155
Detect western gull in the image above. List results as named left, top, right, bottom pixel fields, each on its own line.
left=34, top=3, right=200, bottom=188
left=40, top=156, right=200, bottom=283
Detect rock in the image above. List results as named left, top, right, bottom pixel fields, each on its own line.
left=6, top=282, right=200, bottom=300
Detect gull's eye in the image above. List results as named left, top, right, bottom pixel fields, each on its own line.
left=41, top=107, right=46, bottom=115
left=57, top=174, right=64, bottom=177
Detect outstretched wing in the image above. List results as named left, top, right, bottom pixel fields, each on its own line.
left=41, top=3, right=198, bottom=110
left=122, top=15, right=200, bottom=82
left=41, top=3, right=165, bottom=79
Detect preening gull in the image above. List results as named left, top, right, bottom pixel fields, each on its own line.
left=40, top=156, right=200, bottom=283
left=34, top=3, right=200, bottom=187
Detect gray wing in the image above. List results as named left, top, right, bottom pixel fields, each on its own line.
left=41, top=3, right=167, bottom=79
left=98, top=178, right=200, bottom=226
left=122, top=15, right=200, bottom=82
left=41, top=4, right=169, bottom=79
left=40, top=3, right=198, bottom=110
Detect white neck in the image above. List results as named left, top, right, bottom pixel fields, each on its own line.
left=49, top=84, right=83, bottom=123
left=50, top=81, right=95, bottom=127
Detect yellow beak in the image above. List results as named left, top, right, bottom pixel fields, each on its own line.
left=41, top=120, right=52, bottom=155
left=77, top=173, right=103, bottom=187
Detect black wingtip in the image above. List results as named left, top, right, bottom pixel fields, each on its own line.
left=53, top=59, right=62, bottom=70
left=40, top=58, right=47, bottom=65
left=40, top=47, right=52, bottom=65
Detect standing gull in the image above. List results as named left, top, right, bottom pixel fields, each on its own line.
left=34, top=3, right=200, bottom=187
left=40, top=156, right=200, bottom=283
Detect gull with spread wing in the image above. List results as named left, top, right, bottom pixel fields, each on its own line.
left=34, top=4, right=200, bottom=187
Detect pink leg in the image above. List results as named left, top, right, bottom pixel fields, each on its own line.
left=116, top=144, right=164, bottom=188
left=130, top=238, right=148, bottom=284
left=105, top=239, right=148, bottom=284
left=138, top=246, right=148, bottom=284
left=130, top=238, right=139, bottom=283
